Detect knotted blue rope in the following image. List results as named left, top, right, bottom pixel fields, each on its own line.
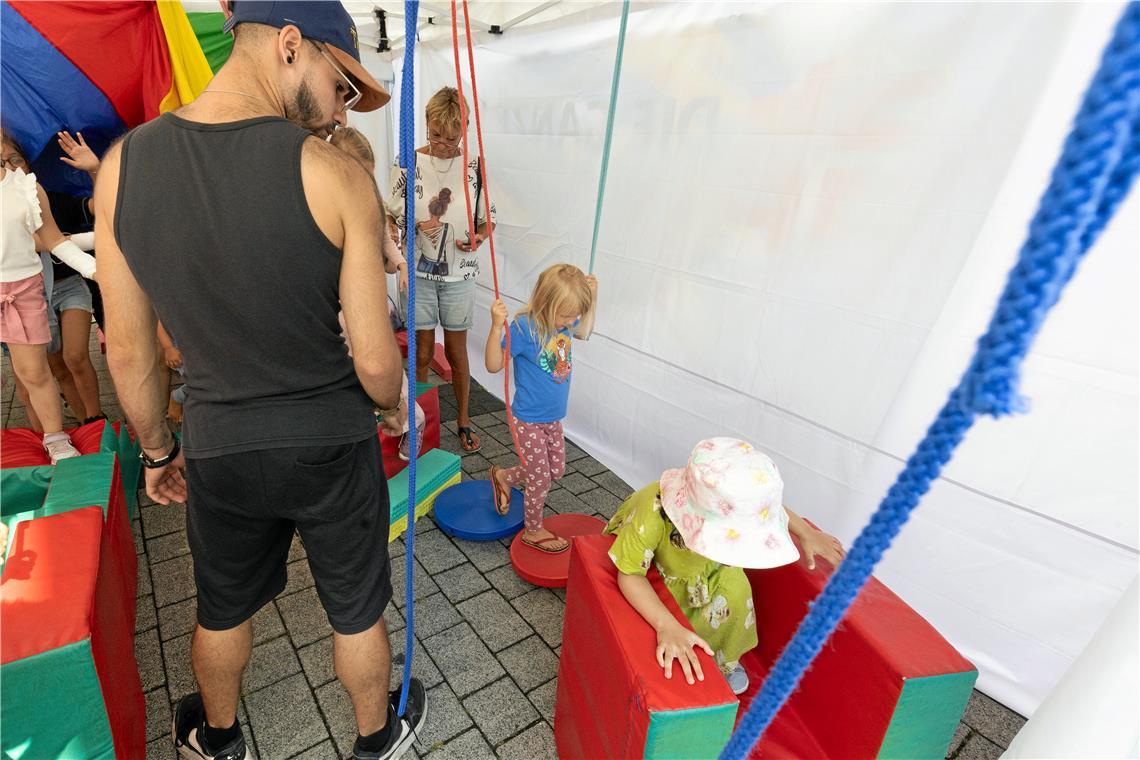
left=397, top=0, right=420, bottom=719
left=721, top=5, right=1140, bottom=758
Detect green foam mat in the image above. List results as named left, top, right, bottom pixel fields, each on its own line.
left=878, top=670, right=978, bottom=759
left=388, top=448, right=461, bottom=523
left=643, top=703, right=739, bottom=760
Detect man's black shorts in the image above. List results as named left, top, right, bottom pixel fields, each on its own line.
left=185, top=435, right=391, bottom=634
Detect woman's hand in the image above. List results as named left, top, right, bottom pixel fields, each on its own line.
left=455, top=232, right=487, bottom=252
left=57, top=131, right=100, bottom=174
left=656, top=621, right=714, bottom=684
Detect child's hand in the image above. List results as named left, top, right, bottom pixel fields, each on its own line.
left=799, top=528, right=844, bottom=571
left=490, top=299, right=508, bottom=325
left=585, top=274, right=598, bottom=296
left=164, top=346, right=183, bottom=371
left=656, top=621, right=714, bottom=685
left=397, top=264, right=409, bottom=293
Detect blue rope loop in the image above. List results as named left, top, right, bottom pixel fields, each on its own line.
left=721, top=5, right=1140, bottom=758
left=397, top=0, right=420, bottom=719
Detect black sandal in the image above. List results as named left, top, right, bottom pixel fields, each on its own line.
left=457, top=426, right=481, bottom=453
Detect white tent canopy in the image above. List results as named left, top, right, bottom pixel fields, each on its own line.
left=187, top=0, right=1139, bottom=721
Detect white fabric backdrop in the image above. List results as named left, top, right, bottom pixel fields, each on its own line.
left=385, top=1, right=1139, bottom=716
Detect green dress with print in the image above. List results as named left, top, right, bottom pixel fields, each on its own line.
left=603, top=482, right=757, bottom=675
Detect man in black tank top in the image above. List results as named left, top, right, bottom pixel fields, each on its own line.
left=93, top=4, right=426, bottom=759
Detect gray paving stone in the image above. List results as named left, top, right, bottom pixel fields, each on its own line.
left=460, top=452, right=490, bottom=475
left=277, top=587, right=333, bottom=648
left=555, top=472, right=596, bottom=495
left=422, top=623, right=505, bottom=697
left=133, top=519, right=145, bottom=555
left=151, top=553, right=197, bottom=608
left=527, top=678, right=558, bottom=723
left=484, top=565, right=536, bottom=600
left=573, top=456, right=609, bottom=478
left=252, top=601, right=287, bottom=645
left=412, top=682, right=474, bottom=752
left=391, top=554, right=441, bottom=607
left=963, top=690, right=1026, bottom=747
left=140, top=503, right=186, bottom=539
left=163, top=633, right=196, bottom=702
left=282, top=558, right=316, bottom=596
left=950, top=723, right=972, bottom=756
left=496, top=720, right=557, bottom=760
left=457, top=590, right=532, bottom=653
left=956, top=732, right=1004, bottom=760
left=135, top=627, right=165, bottom=691
left=245, top=635, right=302, bottom=693
left=410, top=593, right=464, bottom=640
left=389, top=631, right=444, bottom=691
left=158, top=597, right=196, bottom=641
left=413, top=530, right=468, bottom=574
left=287, top=534, right=307, bottom=562
left=545, top=488, right=591, bottom=515
left=511, top=588, right=565, bottom=648
left=563, top=440, right=587, bottom=462
left=485, top=451, right=520, bottom=471
left=462, top=677, right=538, bottom=746
left=415, top=518, right=438, bottom=535
left=246, top=673, right=329, bottom=759
left=389, top=534, right=406, bottom=560
left=314, top=680, right=357, bottom=759
left=145, top=688, right=171, bottom=741
left=434, top=562, right=490, bottom=604
left=482, top=423, right=514, bottom=448
left=290, top=740, right=336, bottom=760
left=146, top=531, right=190, bottom=563
left=147, top=737, right=175, bottom=760
left=137, top=594, right=158, bottom=634
left=591, top=470, right=634, bottom=500
left=578, top=487, right=624, bottom=519
left=495, top=635, right=560, bottom=693
left=422, top=728, right=494, bottom=760
left=138, top=564, right=153, bottom=597
left=298, top=636, right=335, bottom=689
left=455, top=537, right=512, bottom=573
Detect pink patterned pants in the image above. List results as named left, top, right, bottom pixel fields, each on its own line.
left=503, top=420, right=565, bottom=531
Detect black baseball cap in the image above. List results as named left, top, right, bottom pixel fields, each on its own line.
left=223, top=1, right=389, bottom=111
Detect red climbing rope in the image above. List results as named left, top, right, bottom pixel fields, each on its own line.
left=449, top=0, right=526, bottom=466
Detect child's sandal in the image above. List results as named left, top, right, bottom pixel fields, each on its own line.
left=489, top=465, right=512, bottom=516
left=520, top=534, right=570, bottom=554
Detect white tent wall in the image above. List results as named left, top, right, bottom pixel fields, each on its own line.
left=391, top=1, right=1138, bottom=716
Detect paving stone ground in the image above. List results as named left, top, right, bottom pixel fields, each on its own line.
left=1, top=339, right=1027, bottom=759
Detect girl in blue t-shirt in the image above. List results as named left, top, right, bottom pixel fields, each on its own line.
left=484, top=264, right=598, bottom=553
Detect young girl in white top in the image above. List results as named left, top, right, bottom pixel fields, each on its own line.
left=1, top=130, right=97, bottom=462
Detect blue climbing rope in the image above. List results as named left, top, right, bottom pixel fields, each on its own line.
left=397, top=0, right=421, bottom=719
left=721, top=5, right=1140, bottom=758
left=588, top=0, right=630, bottom=275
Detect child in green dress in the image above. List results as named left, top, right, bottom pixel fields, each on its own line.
left=604, top=437, right=844, bottom=694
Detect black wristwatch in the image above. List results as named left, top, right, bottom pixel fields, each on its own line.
left=140, top=436, right=181, bottom=469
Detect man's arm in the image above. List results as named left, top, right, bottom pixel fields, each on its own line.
left=94, top=141, right=172, bottom=456
left=303, top=139, right=402, bottom=411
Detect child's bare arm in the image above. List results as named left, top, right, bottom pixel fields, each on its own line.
left=617, top=571, right=713, bottom=684
left=786, top=507, right=845, bottom=570
left=485, top=299, right=508, bottom=373
left=574, top=274, right=598, bottom=340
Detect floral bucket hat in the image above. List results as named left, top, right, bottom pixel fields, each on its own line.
left=659, top=437, right=799, bottom=569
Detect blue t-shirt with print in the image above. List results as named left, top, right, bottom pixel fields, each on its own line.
left=505, top=315, right=574, bottom=423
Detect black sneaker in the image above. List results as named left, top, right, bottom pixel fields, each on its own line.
left=352, top=678, right=428, bottom=760
left=172, top=693, right=248, bottom=760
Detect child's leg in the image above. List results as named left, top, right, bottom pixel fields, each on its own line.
left=691, top=566, right=759, bottom=675
left=502, top=421, right=554, bottom=532
left=546, top=422, right=567, bottom=481
left=8, top=343, right=65, bottom=433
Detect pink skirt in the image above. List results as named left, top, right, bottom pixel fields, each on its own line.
left=0, top=273, right=50, bottom=345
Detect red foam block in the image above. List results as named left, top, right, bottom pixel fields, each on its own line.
left=510, top=514, right=606, bottom=588
left=378, top=385, right=441, bottom=478
left=555, top=534, right=737, bottom=759
left=1, top=419, right=113, bottom=469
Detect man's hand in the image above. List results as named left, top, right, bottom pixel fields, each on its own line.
left=145, top=450, right=188, bottom=505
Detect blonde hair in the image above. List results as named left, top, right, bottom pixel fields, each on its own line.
left=517, top=264, right=593, bottom=346
left=329, top=127, right=375, bottom=169
left=425, top=87, right=469, bottom=138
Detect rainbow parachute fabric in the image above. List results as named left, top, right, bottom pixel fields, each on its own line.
left=1, top=0, right=214, bottom=195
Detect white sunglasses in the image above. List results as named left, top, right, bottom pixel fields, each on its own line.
left=311, top=40, right=361, bottom=112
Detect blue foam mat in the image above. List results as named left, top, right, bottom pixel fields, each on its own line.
left=432, top=480, right=524, bottom=541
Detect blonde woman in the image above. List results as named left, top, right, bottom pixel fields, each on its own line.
left=389, top=87, right=496, bottom=453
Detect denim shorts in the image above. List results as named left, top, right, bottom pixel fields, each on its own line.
left=47, top=275, right=94, bottom=354
left=403, top=276, right=475, bottom=332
